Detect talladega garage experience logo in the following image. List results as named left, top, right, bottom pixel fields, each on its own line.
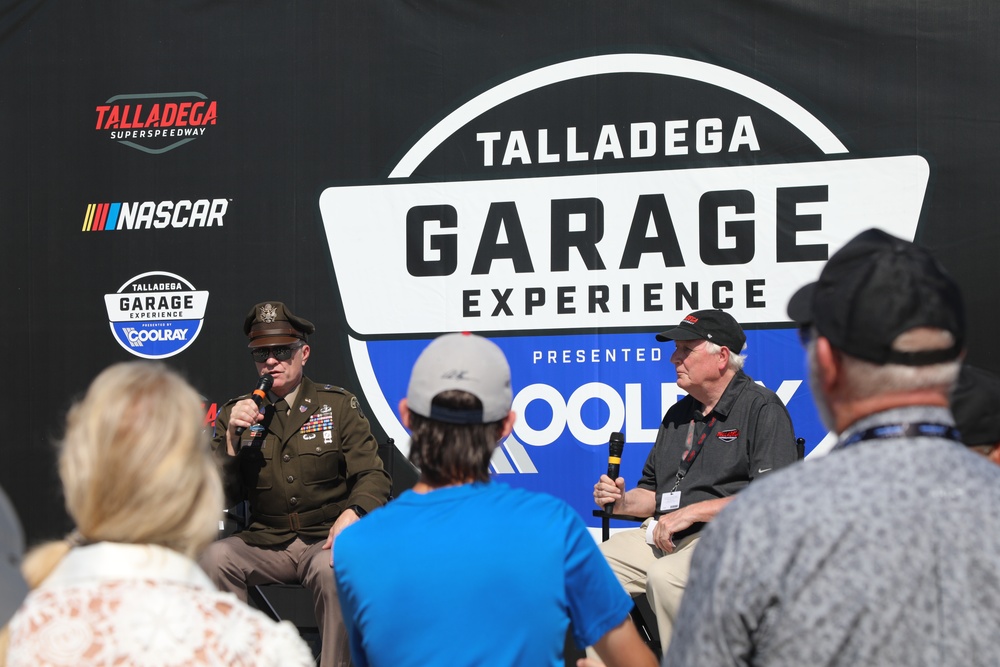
left=104, top=271, right=209, bottom=359
left=318, top=54, right=929, bottom=516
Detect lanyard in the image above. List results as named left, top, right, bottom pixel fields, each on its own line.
left=840, top=422, right=962, bottom=449
left=670, top=414, right=718, bottom=493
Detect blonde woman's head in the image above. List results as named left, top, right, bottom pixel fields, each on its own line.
left=59, top=361, right=222, bottom=558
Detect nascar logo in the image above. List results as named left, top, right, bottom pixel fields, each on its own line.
left=82, top=199, right=228, bottom=231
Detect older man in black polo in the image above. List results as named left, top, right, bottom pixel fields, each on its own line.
left=200, top=301, right=390, bottom=667
left=592, top=309, right=799, bottom=653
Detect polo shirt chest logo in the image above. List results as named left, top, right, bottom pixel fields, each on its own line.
left=716, top=429, right=740, bottom=442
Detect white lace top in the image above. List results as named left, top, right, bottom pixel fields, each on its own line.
left=5, top=542, right=315, bottom=667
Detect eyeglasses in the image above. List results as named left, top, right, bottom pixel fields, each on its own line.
left=250, top=344, right=303, bottom=363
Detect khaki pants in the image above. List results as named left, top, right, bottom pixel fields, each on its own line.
left=598, top=519, right=700, bottom=654
left=200, top=535, right=349, bottom=667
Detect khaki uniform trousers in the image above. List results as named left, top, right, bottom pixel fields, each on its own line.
left=200, top=535, right=349, bottom=667
left=599, top=518, right=701, bottom=653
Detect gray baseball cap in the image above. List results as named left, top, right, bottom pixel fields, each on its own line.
left=406, top=333, right=512, bottom=424
left=0, top=485, right=27, bottom=625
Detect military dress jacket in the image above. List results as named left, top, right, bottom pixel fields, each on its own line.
left=213, top=376, right=391, bottom=547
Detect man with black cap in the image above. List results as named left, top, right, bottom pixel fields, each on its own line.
left=665, top=229, right=1000, bottom=666
left=334, top=333, right=657, bottom=667
left=200, top=301, right=391, bottom=667
left=591, top=309, right=799, bottom=654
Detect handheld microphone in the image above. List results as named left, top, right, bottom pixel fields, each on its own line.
left=234, top=374, right=274, bottom=436
left=605, top=431, right=625, bottom=514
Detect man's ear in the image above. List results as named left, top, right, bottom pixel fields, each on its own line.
left=498, top=410, right=517, bottom=440
left=398, top=398, right=411, bottom=429
left=717, top=345, right=731, bottom=374
left=989, top=444, right=1000, bottom=467
left=815, top=336, right=841, bottom=393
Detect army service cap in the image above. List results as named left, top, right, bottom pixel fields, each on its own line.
left=244, top=301, right=316, bottom=348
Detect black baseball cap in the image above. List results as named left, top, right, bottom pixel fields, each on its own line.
left=787, top=228, right=964, bottom=365
left=951, top=364, right=1000, bottom=446
left=656, top=309, right=746, bottom=354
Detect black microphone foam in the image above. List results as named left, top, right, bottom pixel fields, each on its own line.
left=605, top=431, right=625, bottom=513
left=234, top=374, right=274, bottom=437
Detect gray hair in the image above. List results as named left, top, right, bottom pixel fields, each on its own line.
left=703, top=340, right=747, bottom=372
left=819, top=327, right=961, bottom=399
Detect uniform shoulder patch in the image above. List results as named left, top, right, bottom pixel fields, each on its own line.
left=225, top=393, right=252, bottom=406
left=316, top=384, right=365, bottom=417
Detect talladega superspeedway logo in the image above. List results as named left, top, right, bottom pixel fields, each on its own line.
left=95, top=92, right=218, bottom=155
left=318, top=54, right=929, bottom=519
left=104, top=271, right=209, bottom=359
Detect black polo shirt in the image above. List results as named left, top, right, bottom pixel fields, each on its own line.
left=637, top=370, right=799, bottom=524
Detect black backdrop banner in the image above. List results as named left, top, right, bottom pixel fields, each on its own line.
left=2, top=1, right=997, bottom=542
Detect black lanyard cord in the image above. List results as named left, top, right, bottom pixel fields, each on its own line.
left=840, top=422, right=962, bottom=449
left=671, top=414, right=719, bottom=492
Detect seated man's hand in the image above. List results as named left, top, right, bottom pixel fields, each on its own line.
left=652, top=497, right=732, bottom=553
left=224, top=397, right=267, bottom=455
left=652, top=506, right=697, bottom=554
left=593, top=474, right=625, bottom=511
left=323, top=507, right=363, bottom=551
left=228, top=397, right=266, bottom=435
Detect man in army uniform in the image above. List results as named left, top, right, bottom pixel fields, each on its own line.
left=200, top=301, right=391, bottom=667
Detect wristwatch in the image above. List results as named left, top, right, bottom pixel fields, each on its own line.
left=348, top=505, right=367, bottom=518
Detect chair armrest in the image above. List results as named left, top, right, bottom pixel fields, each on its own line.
left=592, top=509, right=650, bottom=541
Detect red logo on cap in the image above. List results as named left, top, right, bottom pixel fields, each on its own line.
left=716, top=429, right=740, bottom=442
left=683, top=315, right=699, bottom=324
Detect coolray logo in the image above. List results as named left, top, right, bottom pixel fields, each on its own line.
left=104, top=271, right=209, bottom=359
left=321, top=54, right=926, bottom=490
left=82, top=199, right=229, bottom=231
left=95, top=92, right=218, bottom=154
left=361, top=333, right=804, bottom=476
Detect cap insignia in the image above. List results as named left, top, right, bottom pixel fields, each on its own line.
left=259, top=303, right=278, bottom=323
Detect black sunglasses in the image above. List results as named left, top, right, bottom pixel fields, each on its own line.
left=250, top=343, right=303, bottom=363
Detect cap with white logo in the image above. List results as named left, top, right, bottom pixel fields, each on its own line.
left=406, top=333, right=512, bottom=424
